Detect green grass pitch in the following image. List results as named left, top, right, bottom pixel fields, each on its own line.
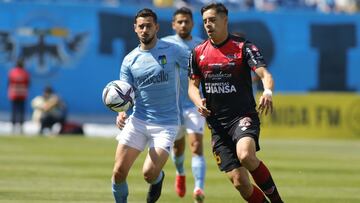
left=0, top=135, right=359, bottom=203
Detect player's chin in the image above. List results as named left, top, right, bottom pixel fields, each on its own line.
left=179, top=32, right=190, bottom=38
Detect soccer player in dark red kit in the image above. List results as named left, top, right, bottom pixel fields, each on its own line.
left=188, top=3, right=283, bottom=203
left=8, top=59, right=30, bottom=134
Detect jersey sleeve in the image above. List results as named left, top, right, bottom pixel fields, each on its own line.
left=244, top=42, right=267, bottom=71
left=119, top=57, right=134, bottom=86
left=188, top=50, right=201, bottom=79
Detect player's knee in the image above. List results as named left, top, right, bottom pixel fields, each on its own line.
left=112, top=169, right=127, bottom=183
left=143, top=170, right=158, bottom=183
left=190, top=140, right=203, bottom=155
left=238, top=151, right=257, bottom=166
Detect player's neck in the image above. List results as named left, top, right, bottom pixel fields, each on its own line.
left=180, top=34, right=192, bottom=41
left=210, top=31, right=228, bottom=45
left=140, top=37, right=157, bottom=50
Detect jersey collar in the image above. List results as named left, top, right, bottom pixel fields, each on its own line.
left=210, top=35, right=230, bottom=48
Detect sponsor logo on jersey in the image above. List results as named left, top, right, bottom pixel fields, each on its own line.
left=200, top=54, right=205, bottom=61
left=228, top=62, right=236, bottom=68
left=246, top=47, right=258, bottom=65
left=239, top=117, right=252, bottom=127
left=205, top=72, right=232, bottom=80
left=226, top=54, right=237, bottom=59
left=205, top=82, right=237, bottom=94
left=158, top=55, right=167, bottom=66
left=136, top=70, right=169, bottom=86
left=208, top=63, right=223, bottom=72
left=251, top=45, right=259, bottom=51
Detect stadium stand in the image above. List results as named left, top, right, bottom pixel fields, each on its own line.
left=0, top=0, right=359, bottom=12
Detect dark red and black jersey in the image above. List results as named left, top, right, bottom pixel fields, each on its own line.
left=189, top=34, right=266, bottom=130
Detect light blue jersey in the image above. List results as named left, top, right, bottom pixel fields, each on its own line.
left=161, top=34, right=203, bottom=110
left=120, top=39, right=188, bottom=126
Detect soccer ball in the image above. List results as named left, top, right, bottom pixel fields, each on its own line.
left=102, top=80, right=135, bottom=112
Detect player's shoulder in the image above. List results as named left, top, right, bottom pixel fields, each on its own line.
left=193, top=38, right=210, bottom=53
left=161, top=34, right=177, bottom=42
left=158, top=39, right=184, bottom=53
left=229, top=34, right=247, bottom=43
left=229, top=34, right=258, bottom=49
left=125, top=45, right=140, bottom=57
left=228, top=34, right=258, bottom=51
left=122, top=46, right=142, bottom=65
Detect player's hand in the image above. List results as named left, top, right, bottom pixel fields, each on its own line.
left=197, top=98, right=211, bottom=117
left=116, top=112, right=127, bottom=129
left=258, top=93, right=273, bottom=115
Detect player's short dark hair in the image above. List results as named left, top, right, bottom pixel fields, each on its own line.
left=201, top=3, right=228, bottom=16
left=173, top=7, right=193, bottom=21
left=44, top=86, right=53, bottom=94
left=134, top=8, right=158, bottom=24
left=16, top=58, right=24, bottom=68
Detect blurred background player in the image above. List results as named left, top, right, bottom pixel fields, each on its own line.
left=161, top=7, right=206, bottom=202
left=7, top=59, right=30, bottom=134
left=189, top=3, right=283, bottom=203
left=31, top=86, right=67, bottom=135
left=111, top=8, right=188, bottom=203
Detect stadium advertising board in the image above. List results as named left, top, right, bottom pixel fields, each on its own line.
left=259, top=93, right=360, bottom=138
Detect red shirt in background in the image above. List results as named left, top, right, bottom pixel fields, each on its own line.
left=8, top=67, right=30, bottom=101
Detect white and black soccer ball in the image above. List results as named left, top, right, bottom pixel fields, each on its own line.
left=102, top=80, right=135, bottom=112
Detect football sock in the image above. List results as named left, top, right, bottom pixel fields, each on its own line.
left=250, top=161, right=283, bottom=203
left=246, top=185, right=269, bottom=203
left=172, top=153, right=185, bottom=175
left=192, top=155, right=206, bottom=190
left=151, top=170, right=164, bottom=185
left=112, top=181, right=128, bottom=203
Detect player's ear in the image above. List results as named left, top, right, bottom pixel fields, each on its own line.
left=133, top=24, right=136, bottom=31
left=155, top=23, right=160, bottom=32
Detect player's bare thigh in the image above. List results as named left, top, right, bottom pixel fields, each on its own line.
left=143, top=147, right=170, bottom=183
left=236, top=137, right=260, bottom=170
left=112, top=143, right=141, bottom=183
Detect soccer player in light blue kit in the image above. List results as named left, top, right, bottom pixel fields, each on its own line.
left=162, top=7, right=206, bottom=203
left=111, top=8, right=188, bottom=203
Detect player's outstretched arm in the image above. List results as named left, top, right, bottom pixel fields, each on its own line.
left=255, top=67, right=274, bottom=115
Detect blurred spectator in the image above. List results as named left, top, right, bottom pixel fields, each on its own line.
left=153, top=0, right=173, bottom=7
left=316, top=0, right=336, bottom=12
left=174, top=0, right=190, bottom=8
left=7, top=59, right=30, bottom=134
left=335, top=0, right=359, bottom=13
left=31, top=86, right=66, bottom=135
left=254, top=0, right=280, bottom=11
left=2, top=0, right=359, bottom=13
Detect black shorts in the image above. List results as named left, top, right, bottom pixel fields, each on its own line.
left=211, top=115, right=260, bottom=172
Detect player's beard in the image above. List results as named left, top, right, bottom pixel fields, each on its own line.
left=178, top=31, right=191, bottom=40
left=140, top=35, right=155, bottom=45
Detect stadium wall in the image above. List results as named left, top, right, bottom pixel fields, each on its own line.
left=0, top=3, right=359, bottom=123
